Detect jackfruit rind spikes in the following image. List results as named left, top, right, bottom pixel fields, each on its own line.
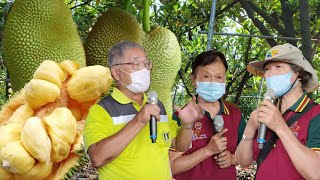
left=45, top=152, right=85, bottom=180
left=67, top=65, right=112, bottom=102
left=21, top=117, right=52, bottom=163
left=47, top=129, right=71, bottom=162
left=144, top=26, right=182, bottom=115
left=14, top=162, right=53, bottom=180
left=3, top=0, right=86, bottom=92
left=0, top=141, right=35, bottom=174
left=6, top=104, right=34, bottom=125
left=0, top=166, right=14, bottom=180
left=59, top=60, right=80, bottom=76
left=85, top=7, right=144, bottom=66
left=33, top=60, right=66, bottom=88
left=0, top=89, right=25, bottom=126
left=25, top=79, right=60, bottom=109
left=44, top=108, right=77, bottom=145
left=0, top=123, right=23, bottom=149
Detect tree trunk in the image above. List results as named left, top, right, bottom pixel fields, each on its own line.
left=299, top=0, right=313, bottom=64
left=234, top=71, right=252, bottom=104
left=280, top=0, right=297, bottom=46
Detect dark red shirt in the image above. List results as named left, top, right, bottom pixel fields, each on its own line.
left=173, top=100, right=245, bottom=180
left=253, top=94, right=320, bottom=180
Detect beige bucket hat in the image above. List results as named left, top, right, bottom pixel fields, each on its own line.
left=247, top=43, right=319, bottom=92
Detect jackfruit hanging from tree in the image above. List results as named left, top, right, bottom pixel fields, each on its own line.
left=85, top=7, right=144, bottom=67
left=143, top=0, right=182, bottom=115
left=2, top=0, right=86, bottom=92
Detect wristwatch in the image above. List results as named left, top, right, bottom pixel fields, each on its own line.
left=242, top=134, right=254, bottom=141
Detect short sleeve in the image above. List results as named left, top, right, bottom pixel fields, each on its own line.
left=83, top=104, right=114, bottom=151
left=306, top=114, right=320, bottom=150
left=237, top=114, right=247, bottom=144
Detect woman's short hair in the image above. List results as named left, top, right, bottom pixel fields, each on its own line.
left=289, top=63, right=312, bottom=90
left=191, top=50, right=228, bottom=75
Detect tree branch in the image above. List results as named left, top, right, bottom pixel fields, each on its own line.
left=279, top=0, right=296, bottom=46
left=238, top=0, right=277, bottom=47
left=247, top=1, right=289, bottom=38
left=70, top=0, right=93, bottom=10
left=299, top=0, right=313, bottom=63
left=178, top=0, right=239, bottom=37
left=312, top=32, right=320, bottom=58
left=67, top=0, right=75, bottom=5
left=234, top=71, right=252, bottom=104
left=178, top=70, right=193, bottom=98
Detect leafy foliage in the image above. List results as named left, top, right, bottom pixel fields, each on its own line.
left=0, top=0, right=319, bottom=118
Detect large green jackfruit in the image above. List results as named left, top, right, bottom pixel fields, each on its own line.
left=3, top=0, right=86, bottom=92
left=85, top=7, right=144, bottom=66
left=144, top=26, right=181, bottom=115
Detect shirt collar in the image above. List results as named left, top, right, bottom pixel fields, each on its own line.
left=287, top=92, right=310, bottom=112
left=111, top=87, right=147, bottom=105
left=196, top=95, right=230, bottom=116
left=220, top=100, right=230, bottom=115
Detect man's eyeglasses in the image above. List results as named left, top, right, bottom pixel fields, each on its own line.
left=113, top=61, right=152, bottom=70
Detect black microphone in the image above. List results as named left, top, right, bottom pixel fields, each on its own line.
left=148, top=91, right=158, bottom=143
left=257, top=88, right=276, bottom=149
left=213, top=115, right=224, bottom=133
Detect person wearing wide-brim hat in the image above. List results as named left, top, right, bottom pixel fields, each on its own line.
left=236, top=43, right=320, bottom=179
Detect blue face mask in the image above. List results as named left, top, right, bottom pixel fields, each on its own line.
left=266, top=71, right=294, bottom=97
left=196, top=81, right=226, bottom=102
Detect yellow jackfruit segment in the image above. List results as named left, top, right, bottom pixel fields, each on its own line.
left=0, top=89, right=25, bottom=126
left=59, top=60, right=80, bottom=76
left=44, top=108, right=77, bottom=145
left=0, top=164, right=14, bottom=180
left=0, top=141, right=35, bottom=174
left=0, top=123, right=23, bottom=149
left=33, top=60, right=66, bottom=88
left=25, top=79, right=60, bottom=109
left=47, top=129, right=71, bottom=163
left=14, top=162, right=53, bottom=180
left=71, top=133, right=83, bottom=153
left=21, top=117, right=51, bottom=163
left=67, top=65, right=112, bottom=102
left=6, top=104, right=34, bottom=125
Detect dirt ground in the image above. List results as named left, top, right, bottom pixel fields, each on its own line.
left=71, top=161, right=257, bottom=180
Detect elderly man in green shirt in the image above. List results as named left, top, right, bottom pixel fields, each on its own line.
left=84, top=40, right=203, bottom=180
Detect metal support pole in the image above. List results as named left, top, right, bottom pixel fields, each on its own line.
left=200, top=31, right=320, bottom=42
left=206, top=0, right=217, bottom=51
left=256, top=78, right=264, bottom=108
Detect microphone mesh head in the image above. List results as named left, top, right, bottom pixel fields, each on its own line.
left=264, top=88, right=276, bottom=101
left=213, top=115, right=224, bottom=132
left=148, top=91, right=158, bottom=99
left=148, top=91, right=158, bottom=104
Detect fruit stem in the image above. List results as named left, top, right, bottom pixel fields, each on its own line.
left=143, top=0, right=150, bottom=33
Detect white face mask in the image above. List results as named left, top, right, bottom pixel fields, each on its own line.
left=117, top=68, right=150, bottom=93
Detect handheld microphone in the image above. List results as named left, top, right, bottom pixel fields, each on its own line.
left=213, top=115, right=224, bottom=133
left=148, top=91, right=158, bottom=143
left=258, top=88, right=276, bottom=149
